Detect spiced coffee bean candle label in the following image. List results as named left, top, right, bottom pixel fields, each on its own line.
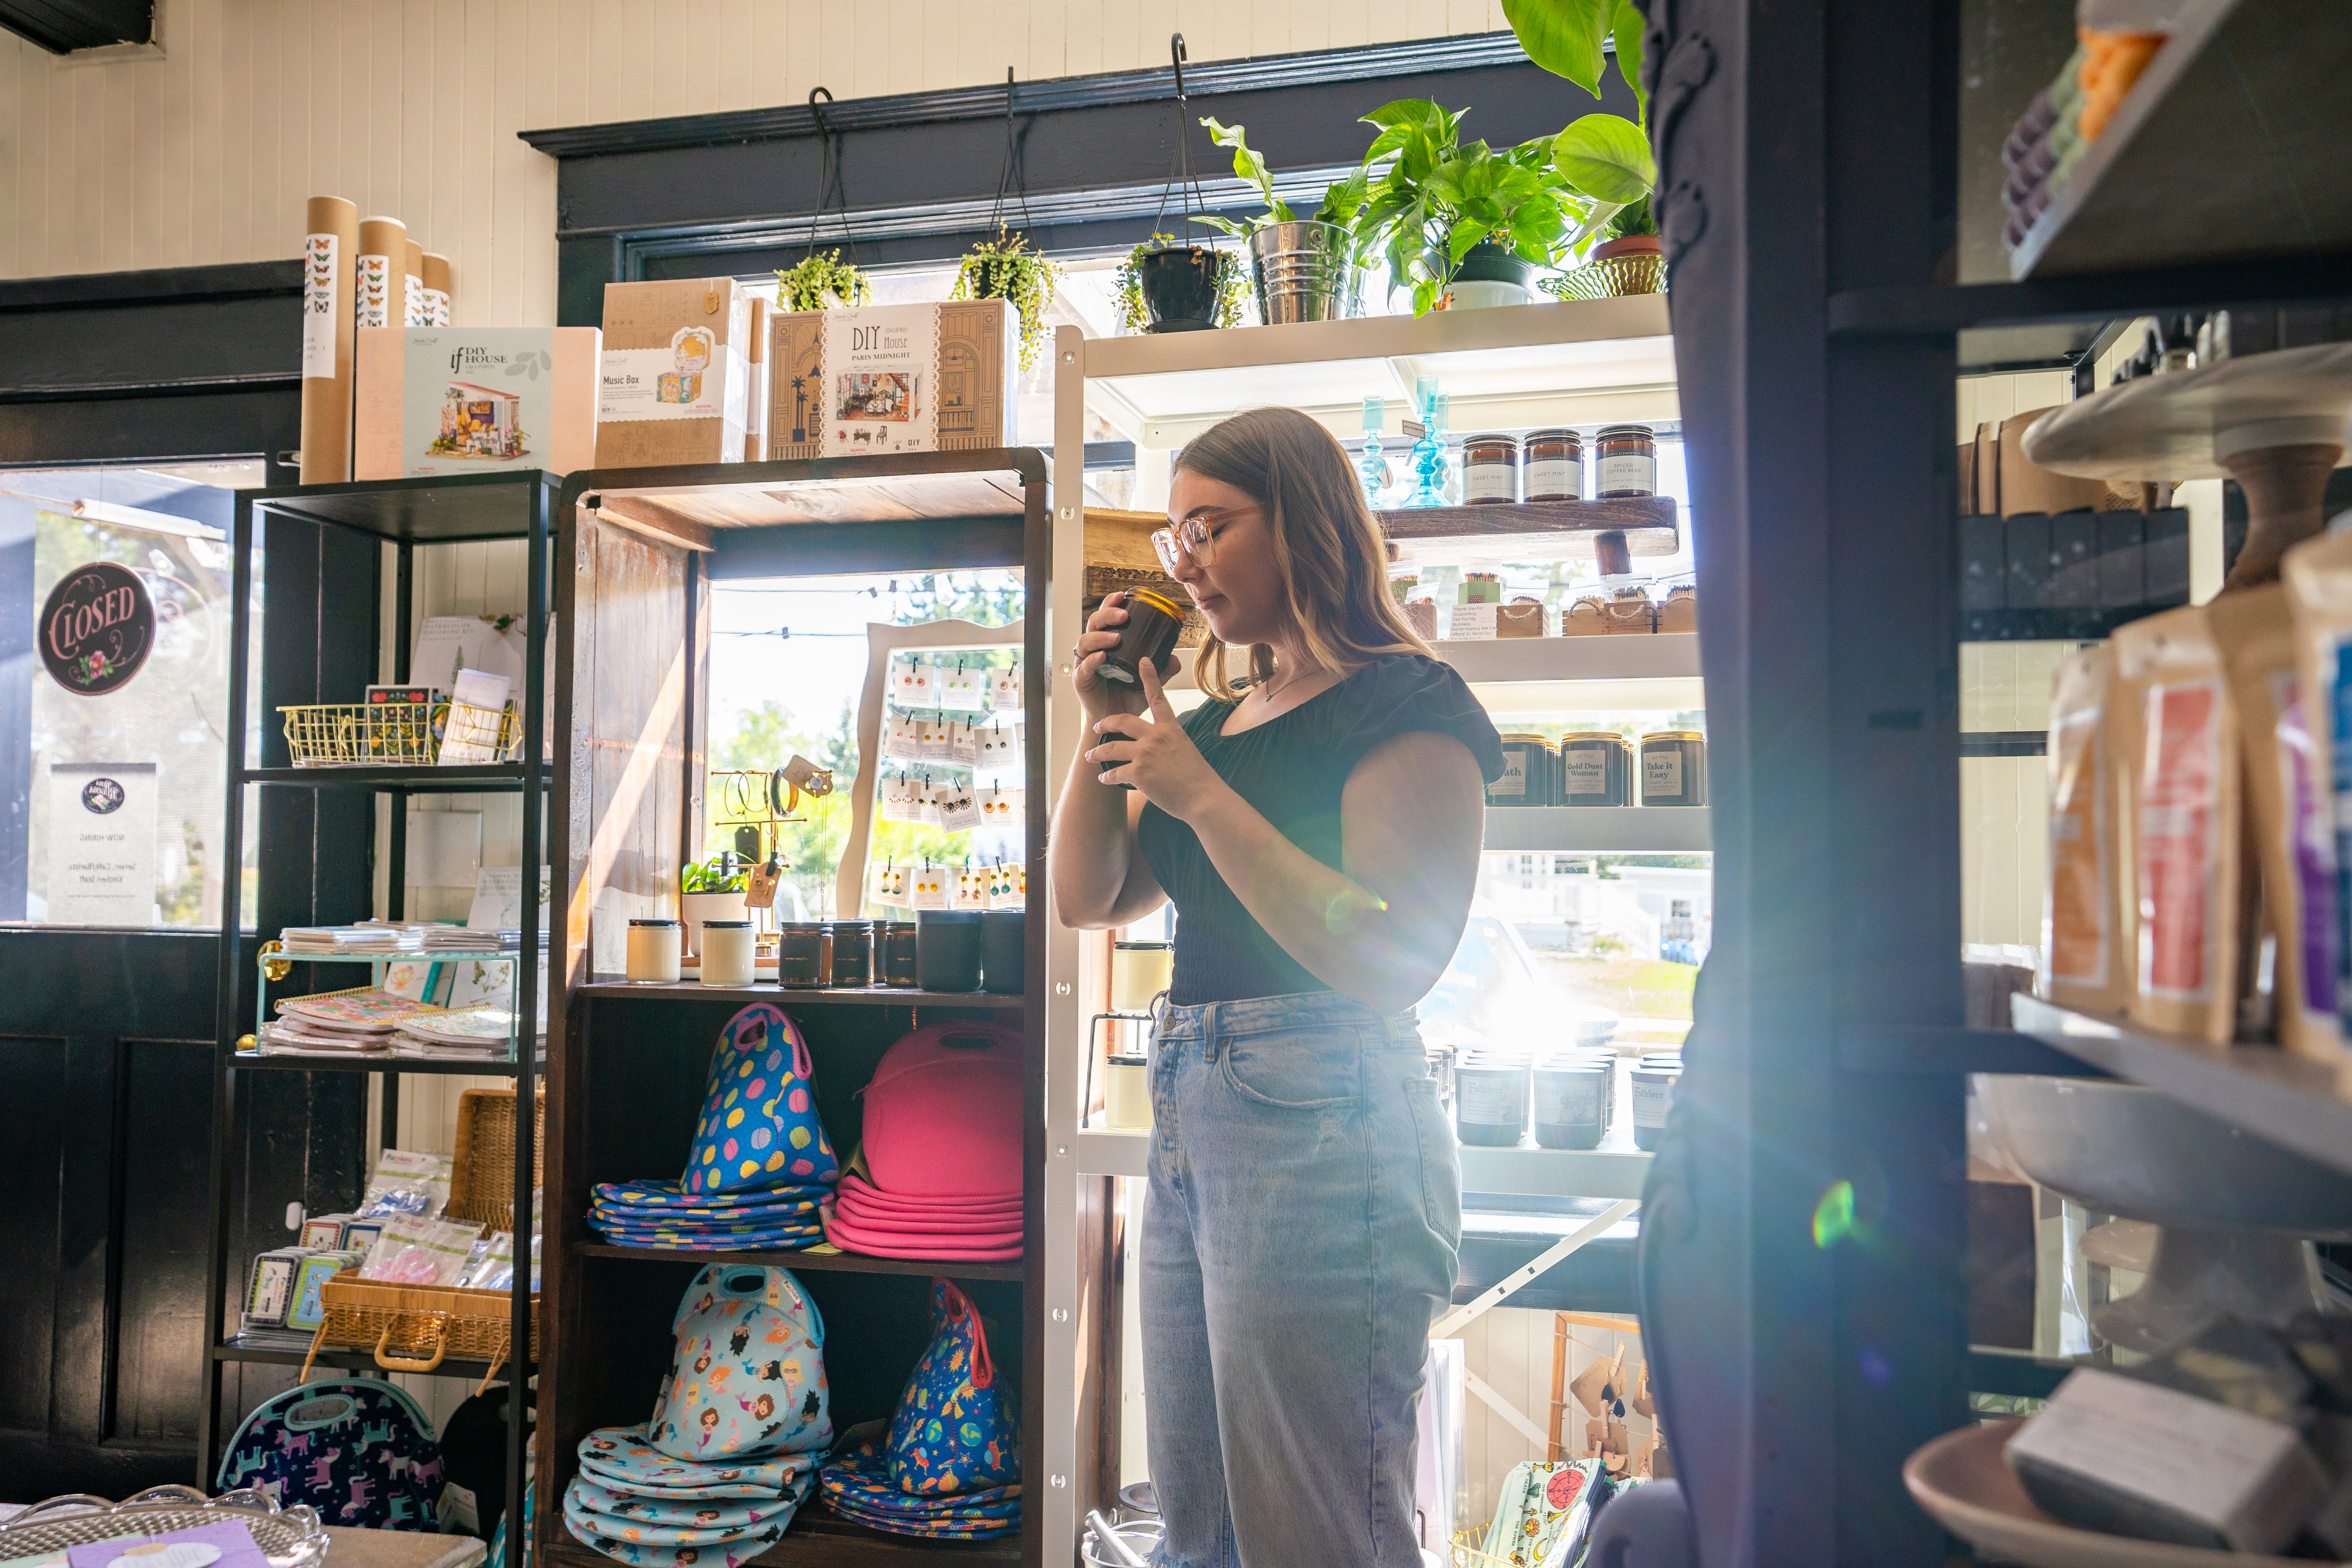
left=1595, top=424, right=1658, bottom=497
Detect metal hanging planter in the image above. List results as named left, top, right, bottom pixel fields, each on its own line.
left=1247, top=220, right=1361, bottom=325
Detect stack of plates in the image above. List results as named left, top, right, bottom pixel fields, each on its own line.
left=565, top=1426, right=818, bottom=1568
left=824, top=1174, right=1023, bottom=1262
left=817, top=1432, right=1021, bottom=1540
left=589, top=1181, right=833, bottom=1251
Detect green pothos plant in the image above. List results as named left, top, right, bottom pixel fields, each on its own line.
left=950, top=229, right=1063, bottom=371
left=1189, top=118, right=1371, bottom=254
left=682, top=853, right=750, bottom=894
left=1353, top=100, right=1578, bottom=316
left=1113, top=235, right=1248, bottom=335
left=775, top=250, right=874, bottom=312
left=1501, top=0, right=1659, bottom=250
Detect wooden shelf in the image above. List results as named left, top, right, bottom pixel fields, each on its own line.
left=1483, top=806, right=1710, bottom=854
left=2009, top=993, right=2352, bottom=1179
left=213, top=1338, right=521, bottom=1381
left=1381, top=495, right=1681, bottom=561
left=2019, top=342, right=2352, bottom=483
left=576, top=1242, right=1023, bottom=1282
left=2008, top=0, right=2352, bottom=281
left=577, top=982, right=1024, bottom=1009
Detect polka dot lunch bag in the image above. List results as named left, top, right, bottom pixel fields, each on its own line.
left=885, top=1279, right=1019, bottom=1495
left=684, top=1004, right=838, bottom=1195
left=648, top=1263, right=833, bottom=1463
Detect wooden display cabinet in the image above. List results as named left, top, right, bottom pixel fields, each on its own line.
left=538, top=450, right=1096, bottom=1568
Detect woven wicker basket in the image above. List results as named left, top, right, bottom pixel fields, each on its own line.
left=447, top=1086, right=544, bottom=1231
left=1541, top=250, right=1668, bottom=302
left=305, top=1277, right=537, bottom=1392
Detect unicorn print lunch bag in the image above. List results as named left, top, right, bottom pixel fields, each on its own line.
left=648, top=1264, right=832, bottom=1462
left=216, top=1378, right=443, bottom=1528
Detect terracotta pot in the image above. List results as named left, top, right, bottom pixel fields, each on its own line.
left=1593, top=234, right=1663, bottom=262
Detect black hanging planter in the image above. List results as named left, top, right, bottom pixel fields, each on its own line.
left=1138, top=245, right=1223, bottom=332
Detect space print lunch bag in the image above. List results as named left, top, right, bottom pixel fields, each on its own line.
left=885, top=1279, right=1019, bottom=1495
left=648, top=1264, right=832, bottom=1462
left=683, top=1004, right=839, bottom=1196
left=215, top=1377, right=442, bottom=1527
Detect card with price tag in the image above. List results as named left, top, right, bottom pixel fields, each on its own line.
left=743, top=859, right=782, bottom=909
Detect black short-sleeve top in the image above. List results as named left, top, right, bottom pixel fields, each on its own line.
left=1135, top=652, right=1505, bottom=1006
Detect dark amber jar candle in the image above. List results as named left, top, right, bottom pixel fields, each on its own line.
left=1523, top=428, right=1583, bottom=501
left=826, top=919, right=873, bottom=986
left=779, top=922, right=828, bottom=987
left=1460, top=432, right=1520, bottom=504
left=1099, top=588, right=1185, bottom=687
left=1561, top=731, right=1632, bottom=806
left=879, top=921, right=920, bottom=987
left=1594, top=424, right=1658, bottom=497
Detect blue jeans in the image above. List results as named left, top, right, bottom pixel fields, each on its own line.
left=1143, top=992, right=1463, bottom=1568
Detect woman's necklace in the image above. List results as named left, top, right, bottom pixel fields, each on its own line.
left=1256, top=660, right=1319, bottom=708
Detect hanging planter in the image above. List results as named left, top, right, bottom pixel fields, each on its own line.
left=952, top=229, right=1062, bottom=370
left=1118, top=238, right=1242, bottom=334
left=775, top=249, right=874, bottom=312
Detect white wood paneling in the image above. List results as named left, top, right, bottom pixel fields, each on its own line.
left=2, top=3, right=1520, bottom=314
left=1450, top=1307, right=1655, bottom=1536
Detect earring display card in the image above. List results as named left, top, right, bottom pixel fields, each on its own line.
left=884, top=715, right=925, bottom=764
left=934, top=782, right=980, bottom=831
left=944, top=721, right=979, bottom=766
left=892, top=659, right=937, bottom=710
left=870, top=861, right=910, bottom=907
left=911, top=865, right=950, bottom=909
left=990, top=666, right=1022, bottom=711
left=916, top=716, right=949, bottom=761
left=977, top=786, right=1025, bottom=826
left=986, top=862, right=1024, bottom=909
left=954, top=868, right=991, bottom=910
left=975, top=722, right=1022, bottom=773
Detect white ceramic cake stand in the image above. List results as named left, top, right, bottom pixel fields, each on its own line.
left=1973, top=1074, right=2352, bottom=1354
left=2022, top=343, right=2352, bottom=587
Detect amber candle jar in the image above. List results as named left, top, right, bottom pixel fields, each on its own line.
left=1594, top=425, right=1658, bottom=497
left=1523, top=428, right=1583, bottom=501
left=1098, top=588, right=1186, bottom=687
left=1460, top=433, right=1520, bottom=504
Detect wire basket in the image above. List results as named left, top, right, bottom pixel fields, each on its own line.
left=278, top=700, right=519, bottom=767
left=0, top=1487, right=329, bottom=1568
left=1541, top=250, right=1668, bottom=302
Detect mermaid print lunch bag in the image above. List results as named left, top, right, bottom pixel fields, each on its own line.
left=648, top=1264, right=832, bottom=1462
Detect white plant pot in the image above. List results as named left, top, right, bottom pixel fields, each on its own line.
left=1446, top=279, right=1533, bottom=310
left=679, top=891, right=748, bottom=959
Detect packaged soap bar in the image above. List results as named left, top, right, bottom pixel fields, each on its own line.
left=2110, top=605, right=2241, bottom=1043
left=597, top=277, right=756, bottom=468
left=2210, top=585, right=2341, bottom=1057
left=2283, top=530, right=2352, bottom=1064
left=2042, top=644, right=2132, bottom=1017
left=2005, top=1366, right=2328, bottom=1554
left=354, top=327, right=602, bottom=479
left=767, top=299, right=1018, bottom=460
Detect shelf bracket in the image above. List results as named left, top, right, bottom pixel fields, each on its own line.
left=1429, top=1198, right=1639, bottom=1341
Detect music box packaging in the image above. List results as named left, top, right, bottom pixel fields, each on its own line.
left=596, top=277, right=758, bottom=468
left=767, top=299, right=1018, bottom=460
left=354, top=327, right=603, bottom=479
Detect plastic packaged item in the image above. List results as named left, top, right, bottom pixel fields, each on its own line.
left=629, top=917, right=682, bottom=983
left=362, top=1214, right=484, bottom=1284
left=2283, top=531, right=2352, bottom=1061
left=701, top=920, right=757, bottom=987
left=2210, top=586, right=2340, bottom=1056
left=981, top=909, right=1025, bottom=995
left=916, top=910, right=983, bottom=992
left=2111, top=605, right=2242, bottom=1043
left=357, top=1147, right=454, bottom=1220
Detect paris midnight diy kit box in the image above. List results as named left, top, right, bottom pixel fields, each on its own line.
left=354, top=327, right=603, bottom=479
left=767, top=299, right=1018, bottom=460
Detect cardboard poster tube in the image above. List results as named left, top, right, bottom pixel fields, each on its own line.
left=356, top=216, right=405, bottom=332
left=300, top=196, right=359, bottom=484
left=422, top=252, right=452, bottom=325
left=403, top=238, right=426, bottom=326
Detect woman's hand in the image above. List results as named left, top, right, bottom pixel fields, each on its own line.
left=1087, top=657, right=1228, bottom=821
left=1071, top=593, right=1149, bottom=723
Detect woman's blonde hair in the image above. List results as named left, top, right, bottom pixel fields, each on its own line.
left=1174, top=406, right=1430, bottom=700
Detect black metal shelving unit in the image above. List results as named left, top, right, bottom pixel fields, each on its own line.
left=198, top=470, right=555, bottom=1541
left=1653, top=3, right=2352, bottom=1562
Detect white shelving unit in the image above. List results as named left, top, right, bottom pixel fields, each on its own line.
left=1039, top=299, right=1697, bottom=1559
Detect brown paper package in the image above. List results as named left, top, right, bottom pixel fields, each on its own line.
left=299, top=196, right=359, bottom=485
left=596, top=278, right=755, bottom=468
left=403, top=239, right=425, bottom=326
left=2209, top=585, right=2341, bottom=1059
left=2110, top=605, right=2242, bottom=1044
left=2000, top=407, right=2108, bottom=517
left=2042, top=644, right=2134, bottom=1018
left=422, top=253, right=453, bottom=325
left=356, top=216, right=406, bottom=330
left=353, top=328, right=604, bottom=480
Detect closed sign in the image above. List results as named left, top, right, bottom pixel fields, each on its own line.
left=40, top=560, right=154, bottom=695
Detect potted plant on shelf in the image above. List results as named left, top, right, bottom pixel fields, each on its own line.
left=1189, top=118, right=1371, bottom=325
left=1115, top=234, right=1247, bottom=334
left=680, top=853, right=750, bottom=960
left=1350, top=99, right=1574, bottom=316
left=775, top=250, right=874, bottom=312
left=1502, top=0, right=1668, bottom=298
left=950, top=228, right=1063, bottom=371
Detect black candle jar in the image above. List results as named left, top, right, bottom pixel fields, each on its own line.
left=827, top=920, right=873, bottom=987
left=879, top=922, right=920, bottom=987
left=778, top=923, right=828, bottom=988
left=982, top=909, right=1026, bottom=995
left=1098, top=589, right=1186, bottom=689
left=916, top=909, right=984, bottom=993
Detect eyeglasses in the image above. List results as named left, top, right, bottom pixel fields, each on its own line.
left=1151, top=506, right=1258, bottom=573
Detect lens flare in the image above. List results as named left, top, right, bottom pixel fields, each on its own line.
left=1812, top=1179, right=1858, bottom=1248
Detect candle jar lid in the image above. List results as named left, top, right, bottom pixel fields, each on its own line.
left=1644, top=730, right=1707, bottom=742
left=1597, top=423, right=1655, bottom=439
left=1123, top=587, right=1187, bottom=621
left=1114, top=940, right=1170, bottom=950
left=630, top=917, right=679, bottom=927
left=701, top=920, right=753, bottom=929
left=917, top=909, right=983, bottom=924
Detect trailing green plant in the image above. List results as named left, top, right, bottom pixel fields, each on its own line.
left=1501, top=0, right=1659, bottom=255
left=950, top=228, right=1063, bottom=371
left=775, top=250, right=873, bottom=312
left=682, top=853, right=750, bottom=894
left=1113, top=235, right=1247, bottom=335
left=1189, top=118, right=1372, bottom=252
left=1352, top=100, right=1576, bottom=316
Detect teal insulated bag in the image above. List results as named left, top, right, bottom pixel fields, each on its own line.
left=216, top=1377, right=443, bottom=1527
left=684, top=1004, right=838, bottom=1195
left=648, top=1263, right=832, bottom=1461
left=886, top=1279, right=1019, bottom=1496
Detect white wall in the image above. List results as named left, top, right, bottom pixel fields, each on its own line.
left=0, top=0, right=1518, bottom=321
